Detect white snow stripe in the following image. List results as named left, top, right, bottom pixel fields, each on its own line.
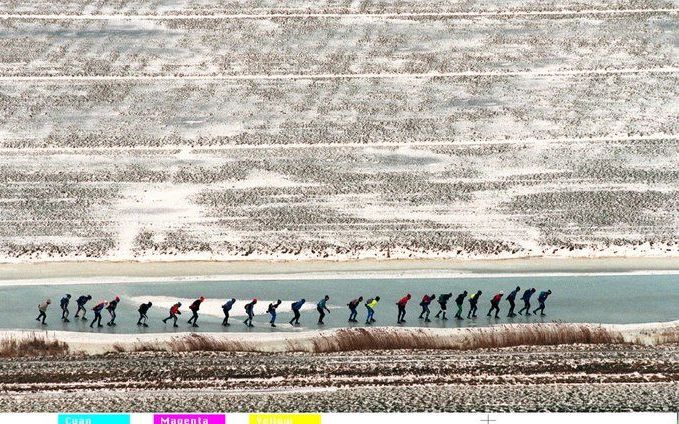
left=0, top=134, right=676, bottom=152
left=0, top=67, right=676, bottom=82
left=0, top=9, right=676, bottom=20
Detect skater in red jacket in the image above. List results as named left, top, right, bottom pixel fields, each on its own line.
left=487, top=292, right=504, bottom=319
left=396, top=293, right=412, bottom=324
left=418, top=293, right=435, bottom=322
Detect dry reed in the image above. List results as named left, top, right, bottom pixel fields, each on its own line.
left=0, top=334, right=69, bottom=357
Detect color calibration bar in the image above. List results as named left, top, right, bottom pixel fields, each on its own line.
left=0, top=413, right=675, bottom=424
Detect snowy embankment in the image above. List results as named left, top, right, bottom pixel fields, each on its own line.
left=2, top=321, right=677, bottom=356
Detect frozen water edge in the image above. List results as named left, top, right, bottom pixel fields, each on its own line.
left=3, top=320, right=677, bottom=355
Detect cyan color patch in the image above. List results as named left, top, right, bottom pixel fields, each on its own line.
left=58, top=414, right=130, bottom=424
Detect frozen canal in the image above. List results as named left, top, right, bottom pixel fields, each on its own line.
left=1, top=273, right=677, bottom=333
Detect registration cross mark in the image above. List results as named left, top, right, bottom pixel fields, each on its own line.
left=480, top=414, right=497, bottom=424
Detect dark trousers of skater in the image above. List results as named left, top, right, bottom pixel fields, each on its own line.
left=163, top=313, right=179, bottom=327
left=107, top=310, right=116, bottom=326
left=419, top=304, right=431, bottom=321
left=36, top=309, right=47, bottom=325
left=487, top=302, right=500, bottom=319
left=290, top=309, right=301, bottom=325
left=533, top=301, right=547, bottom=316
left=317, top=306, right=326, bottom=325
left=90, top=310, right=103, bottom=328
left=519, top=300, right=531, bottom=315
left=348, top=306, right=358, bottom=322
left=397, top=305, right=407, bottom=324
left=75, top=305, right=87, bottom=319
left=244, top=311, right=254, bottom=327
left=454, top=304, right=463, bottom=319
left=435, top=302, right=448, bottom=320
left=188, top=310, right=200, bottom=327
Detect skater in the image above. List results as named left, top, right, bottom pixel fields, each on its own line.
left=317, top=295, right=330, bottom=325
left=347, top=296, right=363, bottom=322
left=90, top=300, right=107, bottom=328
left=74, top=294, right=92, bottom=320
left=243, top=299, right=257, bottom=327
left=487, top=292, right=504, bottom=319
left=290, top=298, right=305, bottom=326
left=60, top=294, right=71, bottom=322
left=137, top=301, right=152, bottom=327
left=467, top=290, right=482, bottom=318
left=518, top=288, right=536, bottom=315
left=106, top=296, right=120, bottom=326
left=36, top=299, right=51, bottom=325
left=163, top=302, right=182, bottom=327
left=419, top=293, right=435, bottom=322
left=221, top=298, right=236, bottom=326
left=533, top=290, right=552, bottom=316
left=396, top=293, right=411, bottom=324
left=187, top=296, right=205, bottom=328
left=506, top=286, right=521, bottom=317
left=434, top=292, right=453, bottom=320
left=365, top=296, right=380, bottom=324
left=267, top=299, right=282, bottom=327
left=454, top=290, right=468, bottom=319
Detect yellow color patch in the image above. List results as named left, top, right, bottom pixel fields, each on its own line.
left=249, top=414, right=321, bottom=424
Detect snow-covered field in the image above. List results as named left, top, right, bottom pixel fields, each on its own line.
left=2, top=343, right=677, bottom=412
left=1, top=329, right=677, bottom=412
left=0, top=0, right=677, bottom=263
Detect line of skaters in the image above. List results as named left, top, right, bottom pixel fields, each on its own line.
left=35, top=287, right=553, bottom=328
